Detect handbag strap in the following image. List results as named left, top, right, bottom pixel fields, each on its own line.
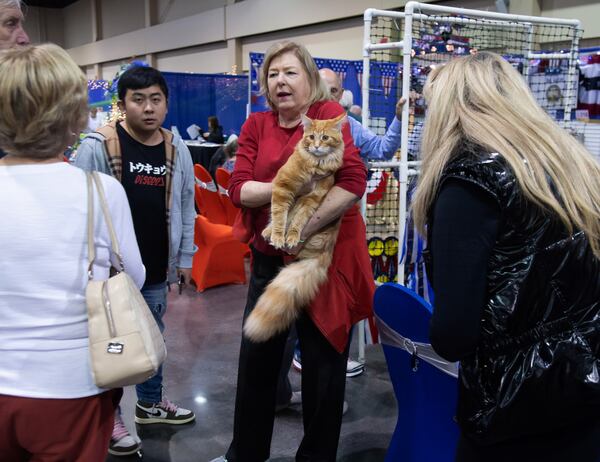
left=87, top=171, right=125, bottom=279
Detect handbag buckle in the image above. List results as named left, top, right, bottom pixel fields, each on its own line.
left=107, top=342, right=124, bottom=354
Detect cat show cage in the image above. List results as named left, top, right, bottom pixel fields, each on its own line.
left=362, top=1, right=581, bottom=286
left=358, top=1, right=581, bottom=360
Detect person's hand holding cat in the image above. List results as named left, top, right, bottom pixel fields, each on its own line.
left=245, top=114, right=347, bottom=342
left=263, top=114, right=344, bottom=251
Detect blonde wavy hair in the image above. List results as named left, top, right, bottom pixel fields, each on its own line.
left=0, top=43, right=88, bottom=159
left=412, top=51, right=600, bottom=258
left=259, top=40, right=330, bottom=111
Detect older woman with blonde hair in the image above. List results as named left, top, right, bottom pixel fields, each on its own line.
left=211, top=40, right=374, bottom=462
left=0, top=44, right=144, bottom=460
left=413, top=51, right=600, bottom=461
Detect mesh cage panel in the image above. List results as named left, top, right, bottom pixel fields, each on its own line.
left=364, top=4, right=581, bottom=287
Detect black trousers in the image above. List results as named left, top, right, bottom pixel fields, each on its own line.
left=226, top=248, right=350, bottom=462
left=275, top=324, right=297, bottom=408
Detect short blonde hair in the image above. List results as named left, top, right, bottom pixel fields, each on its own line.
left=0, top=43, right=88, bottom=159
left=259, top=40, right=330, bottom=111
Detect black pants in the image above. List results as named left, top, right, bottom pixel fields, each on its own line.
left=275, top=324, right=297, bottom=408
left=226, top=248, right=350, bottom=462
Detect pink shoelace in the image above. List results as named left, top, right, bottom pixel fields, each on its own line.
left=160, top=397, right=179, bottom=413
left=112, top=414, right=131, bottom=441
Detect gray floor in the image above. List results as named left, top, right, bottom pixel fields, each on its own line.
left=106, top=273, right=397, bottom=462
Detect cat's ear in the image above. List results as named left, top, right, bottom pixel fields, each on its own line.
left=301, top=114, right=313, bottom=130
left=334, top=114, right=347, bottom=131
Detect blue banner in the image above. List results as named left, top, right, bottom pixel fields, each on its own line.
left=249, top=52, right=398, bottom=127
left=162, top=72, right=248, bottom=139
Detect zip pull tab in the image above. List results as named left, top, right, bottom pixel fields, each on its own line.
left=411, top=350, right=419, bottom=372
left=404, top=338, right=419, bottom=372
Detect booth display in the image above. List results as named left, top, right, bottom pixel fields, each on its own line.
left=362, top=2, right=581, bottom=292
left=162, top=72, right=247, bottom=140
left=86, top=64, right=248, bottom=139
left=249, top=52, right=399, bottom=134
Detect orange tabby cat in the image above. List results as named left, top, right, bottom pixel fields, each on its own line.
left=243, top=113, right=346, bottom=342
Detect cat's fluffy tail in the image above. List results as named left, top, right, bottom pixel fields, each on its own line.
left=244, top=252, right=332, bottom=342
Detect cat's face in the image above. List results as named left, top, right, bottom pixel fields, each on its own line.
left=301, top=114, right=346, bottom=157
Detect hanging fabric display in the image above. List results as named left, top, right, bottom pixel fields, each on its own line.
left=384, top=237, right=399, bottom=283
left=249, top=53, right=398, bottom=124
left=579, top=54, right=600, bottom=120
left=368, top=237, right=386, bottom=282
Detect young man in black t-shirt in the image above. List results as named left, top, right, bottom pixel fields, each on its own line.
left=75, top=66, right=197, bottom=457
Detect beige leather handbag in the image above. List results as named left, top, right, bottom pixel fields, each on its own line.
left=86, top=171, right=167, bottom=389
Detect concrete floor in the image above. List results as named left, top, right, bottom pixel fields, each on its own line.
left=106, top=275, right=397, bottom=462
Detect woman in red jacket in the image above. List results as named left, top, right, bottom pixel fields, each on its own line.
left=212, top=41, right=374, bottom=462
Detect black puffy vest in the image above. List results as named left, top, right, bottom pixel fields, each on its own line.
left=437, top=151, right=600, bottom=443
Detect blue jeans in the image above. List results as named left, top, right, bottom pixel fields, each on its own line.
left=135, top=281, right=167, bottom=403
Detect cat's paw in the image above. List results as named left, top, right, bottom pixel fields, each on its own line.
left=261, top=224, right=272, bottom=241
left=285, top=229, right=301, bottom=247
left=270, top=232, right=286, bottom=249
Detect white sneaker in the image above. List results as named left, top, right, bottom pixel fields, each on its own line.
left=290, top=390, right=302, bottom=405
left=109, top=412, right=141, bottom=456
left=275, top=393, right=347, bottom=416
left=209, top=457, right=227, bottom=462
left=346, top=359, right=365, bottom=378
left=135, top=397, right=195, bottom=425
left=276, top=390, right=302, bottom=412
left=292, top=354, right=302, bottom=372
left=293, top=355, right=364, bottom=378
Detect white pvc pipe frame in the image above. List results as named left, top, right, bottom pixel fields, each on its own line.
left=357, top=1, right=581, bottom=364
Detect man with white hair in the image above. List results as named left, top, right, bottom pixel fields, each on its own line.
left=0, top=0, right=29, bottom=49
left=319, top=67, right=404, bottom=161
left=0, top=0, right=29, bottom=160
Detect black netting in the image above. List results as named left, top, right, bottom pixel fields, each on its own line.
left=365, top=7, right=581, bottom=286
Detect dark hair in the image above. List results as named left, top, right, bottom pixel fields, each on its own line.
left=117, top=66, right=169, bottom=101
left=208, top=116, right=219, bottom=131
